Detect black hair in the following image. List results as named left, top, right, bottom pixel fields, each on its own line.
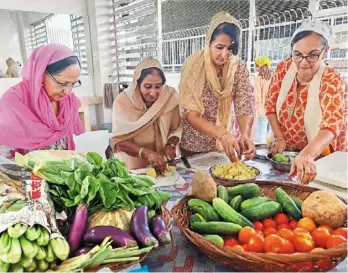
left=137, top=67, right=166, bottom=86
left=46, top=56, right=81, bottom=75
left=291, top=31, right=329, bottom=48
left=210, top=22, right=240, bottom=55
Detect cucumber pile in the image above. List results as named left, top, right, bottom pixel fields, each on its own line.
left=0, top=224, right=69, bottom=272
left=188, top=183, right=303, bottom=246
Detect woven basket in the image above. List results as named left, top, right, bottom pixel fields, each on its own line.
left=89, top=205, right=173, bottom=272
left=171, top=180, right=347, bottom=272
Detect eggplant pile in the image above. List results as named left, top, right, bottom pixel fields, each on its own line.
left=69, top=204, right=171, bottom=261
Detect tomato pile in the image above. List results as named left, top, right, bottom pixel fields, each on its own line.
left=223, top=213, right=347, bottom=254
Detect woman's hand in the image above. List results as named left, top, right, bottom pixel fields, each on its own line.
left=271, top=138, right=286, bottom=155
left=164, top=144, right=176, bottom=162
left=220, top=133, right=241, bottom=162
left=142, top=149, right=167, bottom=174
left=239, top=136, right=256, bottom=160
left=289, top=153, right=317, bottom=184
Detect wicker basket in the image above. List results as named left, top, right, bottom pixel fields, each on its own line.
left=171, top=180, right=347, bottom=272
left=88, top=205, right=173, bottom=272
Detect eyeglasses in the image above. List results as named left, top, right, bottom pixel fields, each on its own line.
left=46, top=71, right=82, bottom=88
left=291, top=49, right=325, bottom=63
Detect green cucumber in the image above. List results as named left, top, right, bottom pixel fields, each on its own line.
left=191, top=222, right=242, bottom=235
left=189, top=215, right=203, bottom=227
left=229, top=195, right=244, bottom=212
left=291, top=197, right=303, bottom=210
left=241, top=201, right=281, bottom=221
left=188, top=199, right=220, bottom=221
left=217, top=185, right=228, bottom=203
left=212, top=198, right=254, bottom=227
left=203, top=235, right=224, bottom=247
left=227, top=183, right=260, bottom=199
left=275, top=188, right=302, bottom=220
left=240, top=197, right=271, bottom=211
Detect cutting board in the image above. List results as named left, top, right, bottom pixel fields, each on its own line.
left=314, top=152, right=347, bottom=189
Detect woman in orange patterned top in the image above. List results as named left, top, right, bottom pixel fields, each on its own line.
left=265, top=20, right=346, bottom=184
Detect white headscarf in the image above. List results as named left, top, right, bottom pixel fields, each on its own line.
left=276, top=20, right=335, bottom=142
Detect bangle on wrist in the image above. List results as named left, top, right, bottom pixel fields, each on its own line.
left=165, top=143, right=176, bottom=148
left=139, top=147, right=145, bottom=159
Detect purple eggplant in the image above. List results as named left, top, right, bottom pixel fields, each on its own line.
left=83, top=226, right=137, bottom=248
left=74, top=246, right=93, bottom=256
left=131, top=206, right=159, bottom=248
left=151, top=215, right=171, bottom=246
left=68, top=203, right=88, bottom=254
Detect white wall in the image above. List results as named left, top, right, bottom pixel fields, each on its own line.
left=0, top=0, right=87, bottom=15
left=0, top=10, right=23, bottom=71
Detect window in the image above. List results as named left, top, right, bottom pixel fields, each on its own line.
left=334, top=16, right=348, bottom=25
left=330, top=49, right=347, bottom=58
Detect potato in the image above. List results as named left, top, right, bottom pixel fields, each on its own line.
left=191, top=171, right=217, bottom=202
left=302, top=191, right=347, bottom=229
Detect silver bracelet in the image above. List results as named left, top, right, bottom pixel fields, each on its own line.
left=138, top=147, right=145, bottom=159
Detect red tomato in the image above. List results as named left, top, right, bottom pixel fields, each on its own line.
left=274, top=213, right=289, bottom=225
left=253, top=221, right=263, bottom=231
left=230, top=245, right=244, bottom=252
left=245, top=234, right=265, bottom=253
left=224, top=237, right=239, bottom=248
left=282, top=239, right=295, bottom=254
left=264, top=227, right=277, bottom=237
left=293, top=227, right=310, bottom=235
left=319, top=225, right=334, bottom=234
left=289, top=220, right=298, bottom=229
left=263, top=218, right=277, bottom=229
left=326, top=235, right=347, bottom=249
left=292, top=233, right=315, bottom=252
left=238, top=226, right=256, bottom=244
left=264, top=234, right=286, bottom=253
left=277, top=224, right=290, bottom=230
left=311, top=228, right=331, bottom=248
left=277, top=228, right=294, bottom=241
left=297, top=217, right=317, bottom=232
left=256, top=230, right=264, bottom=238
left=333, top=227, right=348, bottom=239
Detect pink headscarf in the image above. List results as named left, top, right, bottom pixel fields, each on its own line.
left=0, top=44, right=84, bottom=150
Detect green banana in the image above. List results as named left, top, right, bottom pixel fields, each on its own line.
left=25, top=225, right=41, bottom=241
left=41, top=228, right=50, bottom=246
left=31, top=242, right=39, bottom=258
left=19, top=257, right=33, bottom=268
left=49, top=261, right=57, bottom=270
left=0, top=260, right=10, bottom=272
left=35, top=246, right=47, bottom=260
left=45, top=244, right=55, bottom=262
left=8, top=238, right=21, bottom=264
left=37, top=259, right=49, bottom=271
left=36, top=228, right=45, bottom=246
left=0, top=232, right=11, bottom=255
left=7, top=224, right=28, bottom=238
left=24, top=260, right=36, bottom=272
left=49, top=238, right=70, bottom=261
left=19, top=236, right=34, bottom=259
left=9, top=263, right=24, bottom=272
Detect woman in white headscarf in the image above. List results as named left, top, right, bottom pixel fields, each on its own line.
left=265, top=20, right=346, bottom=184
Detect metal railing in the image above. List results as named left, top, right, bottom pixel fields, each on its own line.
left=161, top=3, right=347, bottom=75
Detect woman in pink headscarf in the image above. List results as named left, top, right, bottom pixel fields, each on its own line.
left=0, top=44, right=84, bottom=159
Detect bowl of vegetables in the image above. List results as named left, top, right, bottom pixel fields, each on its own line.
left=210, top=162, right=261, bottom=182
left=266, top=151, right=299, bottom=172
